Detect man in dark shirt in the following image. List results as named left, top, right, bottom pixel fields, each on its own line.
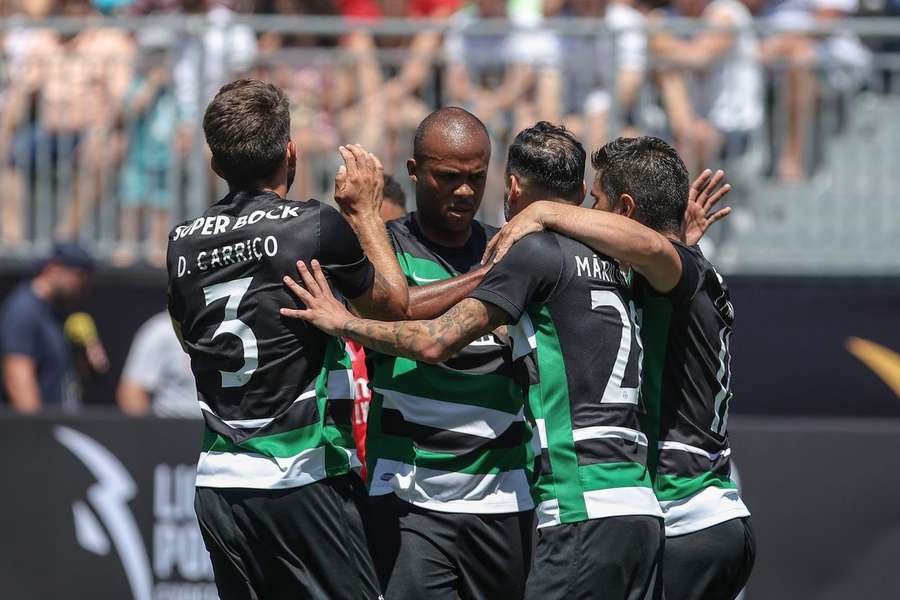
left=167, top=79, right=409, bottom=600
left=0, top=243, right=95, bottom=413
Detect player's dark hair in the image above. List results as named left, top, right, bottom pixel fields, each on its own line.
left=203, top=79, right=291, bottom=188
left=506, top=121, right=586, bottom=203
left=382, top=174, right=406, bottom=209
left=591, top=136, right=689, bottom=234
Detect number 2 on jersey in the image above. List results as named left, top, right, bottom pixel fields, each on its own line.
left=590, top=290, right=642, bottom=404
left=203, top=277, right=258, bottom=388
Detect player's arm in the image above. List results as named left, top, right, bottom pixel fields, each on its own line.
left=280, top=260, right=507, bottom=364
left=405, top=265, right=490, bottom=320
left=3, top=355, right=42, bottom=414
left=485, top=202, right=683, bottom=292
left=329, top=145, right=409, bottom=320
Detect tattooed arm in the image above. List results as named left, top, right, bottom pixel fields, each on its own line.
left=281, top=260, right=508, bottom=364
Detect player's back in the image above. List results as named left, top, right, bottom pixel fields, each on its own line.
left=474, top=231, right=662, bottom=527
left=167, top=190, right=374, bottom=489
left=638, top=241, right=750, bottom=535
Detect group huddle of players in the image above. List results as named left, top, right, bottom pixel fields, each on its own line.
left=167, top=79, right=755, bottom=600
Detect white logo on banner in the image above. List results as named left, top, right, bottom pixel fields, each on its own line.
left=56, top=426, right=217, bottom=600
left=55, top=426, right=153, bottom=600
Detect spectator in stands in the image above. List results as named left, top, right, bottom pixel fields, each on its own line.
left=0, top=0, right=56, bottom=246
left=0, top=243, right=98, bottom=414
left=115, top=29, right=180, bottom=267
left=173, top=0, right=258, bottom=159
left=0, top=0, right=135, bottom=243
left=542, top=0, right=650, bottom=153
left=339, top=0, right=460, bottom=170
left=758, top=0, right=871, bottom=181
left=251, top=0, right=350, bottom=200
left=117, top=311, right=199, bottom=417
left=444, top=0, right=552, bottom=137
left=381, top=173, right=408, bottom=222
left=651, top=0, right=764, bottom=173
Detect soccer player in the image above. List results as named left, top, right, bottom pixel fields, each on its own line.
left=281, top=122, right=665, bottom=600
left=166, top=79, right=410, bottom=600
left=485, top=136, right=755, bottom=600
left=360, top=107, right=535, bottom=600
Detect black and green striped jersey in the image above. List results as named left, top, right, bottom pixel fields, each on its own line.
left=167, top=191, right=373, bottom=490
left=365, top=213, right=534, bottom=514
left=470, top=231, right=661, bottom=528
left=638, top=241, right=750, bottom=536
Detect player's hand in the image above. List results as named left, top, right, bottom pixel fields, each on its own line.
left=280, top=260, right=356, bottom=337
left=481, top=202, right=550, bottom=265
left=334, top=144, right=384, bottom=219
left=683, top=168, right=732, bottom=246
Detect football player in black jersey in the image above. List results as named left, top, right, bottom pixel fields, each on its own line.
left=484, top=136, right=754, bottom=600
left=167, top=79, right=411, bottom=600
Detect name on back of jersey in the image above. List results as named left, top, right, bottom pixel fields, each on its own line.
left=173, top=235, right=279, bottom=279
left=575, top=255, right=628, bottom=286
left=170, top=207, right=301, bottom=279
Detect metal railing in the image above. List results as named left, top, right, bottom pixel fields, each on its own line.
left=0, top=15, right=898, bottom=273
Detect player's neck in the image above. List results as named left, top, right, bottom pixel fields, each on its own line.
left=228, top=179, right=288, bottom=199
left=413, top=212, right=472, bottom=248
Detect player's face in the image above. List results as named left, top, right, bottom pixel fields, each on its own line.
left=590, top=176, right=613, bottom=212
left=412, top=138, right=490, bottom=235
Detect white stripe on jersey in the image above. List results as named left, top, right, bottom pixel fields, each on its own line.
left=659, top=485, right=750, bottom=536
left=374, top=388, right=525, bottom=440
left=368, top=458, right=534, bottom=514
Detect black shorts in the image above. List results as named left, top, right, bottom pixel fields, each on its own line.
left=662, top=517, right=756, bottom=600
left=366, top=493, right=535, bottom=600
left=525, top=515, right=665, bottom=600
left=194, top=474, right=382, bottom=600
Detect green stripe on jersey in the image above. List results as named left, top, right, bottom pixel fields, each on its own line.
left=202, top=423, right=322, bottom=457
left=530, top=306, right=588, bottom=523
left=638, top=296, right=673, bottom=479
left=655, top=472, right=738, bottom=501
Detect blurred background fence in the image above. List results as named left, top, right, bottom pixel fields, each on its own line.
left=0, top=12, right=898, bottom=273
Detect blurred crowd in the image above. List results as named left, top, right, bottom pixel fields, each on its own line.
left=0, top=0, right=896, bottom=266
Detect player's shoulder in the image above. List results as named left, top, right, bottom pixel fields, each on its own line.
left=508, top=231, right=564, bottom=264
left=477, top=219, right=500, bottom=241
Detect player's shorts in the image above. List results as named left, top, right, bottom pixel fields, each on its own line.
left=194, top=474, right=383, bottom=600
left=525, top=515, right=665, bottom=600
left=662, top=516, right=756, bottom=600
left=366, top=492, right=534, bottom=600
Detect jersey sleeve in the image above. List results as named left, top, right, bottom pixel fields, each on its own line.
left=318, top=204, right=376, bottom=300
left=666, top=242, right=704, bottom=305
left=468, top=232, right=563, bottom=322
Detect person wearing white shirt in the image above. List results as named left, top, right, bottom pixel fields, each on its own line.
left=117, top=311, right=199, bottom=418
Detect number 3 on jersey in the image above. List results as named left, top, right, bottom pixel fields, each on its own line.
left=203, top=277, right=258, bottom=388
left=591, top=290, right=643, bottom=405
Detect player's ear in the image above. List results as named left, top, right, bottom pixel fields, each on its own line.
left=210, top=156, right=225, bottom=181
left=580, top=181, right=587, bottom=203
left=286, top=141, right=297, bottom=192
left=619, top=193, right=637, bottom=218
left=406, top=158, right=418, bottom=184
left=286, top=140, right=297, bottom=168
